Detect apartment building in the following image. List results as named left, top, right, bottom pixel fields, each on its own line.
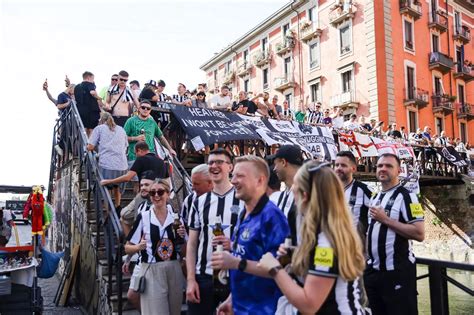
left=200, top=0, right=473, bottom=142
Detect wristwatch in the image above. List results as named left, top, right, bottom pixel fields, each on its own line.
left=269, top=265, right=283, bottom=277
left=238, top=258, right=247, bottom=272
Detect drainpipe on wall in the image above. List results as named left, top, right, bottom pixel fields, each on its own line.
left=231, top=45, right=239, bottom=92
left=446, top=0, right=455, bottom=137
left=290, top=2, right=304, bottom=105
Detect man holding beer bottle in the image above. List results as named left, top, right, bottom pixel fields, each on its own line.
left=186, top=149, right=243, bottom=315
left=211, top=155, right=289, bottom=315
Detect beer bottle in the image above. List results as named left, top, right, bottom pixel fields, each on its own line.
left=277, top=236, right=293, bottom=267
left=213, top=242, right=229, bottom=299
left=140, top=129, right=145, bottom=135
left=213, top=216, right=224, bottom=237
left=173, top=212, right=184, bottom=245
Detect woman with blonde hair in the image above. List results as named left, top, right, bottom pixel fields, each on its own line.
left=87, top=111, right=128, bottom=212
left=258, top=161, right=366, bottom=314
left=125, top=178, right=186, bottom=315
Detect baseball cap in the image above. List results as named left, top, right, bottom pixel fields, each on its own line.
left=268, top=145, right=303, bottom=166
left=146, top=80, right=157, bottom=87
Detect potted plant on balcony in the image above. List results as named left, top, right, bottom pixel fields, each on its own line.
left=448, top=95, right=457, bottom=102
left=301, top=20, right=312, bottom=30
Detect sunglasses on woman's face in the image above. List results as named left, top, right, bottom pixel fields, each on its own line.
left=149, top=189, right=167, bottom=197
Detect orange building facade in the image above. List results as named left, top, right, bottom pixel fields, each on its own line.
left=200, top=0, right=473, bottom=143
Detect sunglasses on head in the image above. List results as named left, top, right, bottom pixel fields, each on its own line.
left=149, top=189, right=167, bottom=197
left=119, top=78, right=128, bottom=82
left=141, top=106, right=151, bottom=110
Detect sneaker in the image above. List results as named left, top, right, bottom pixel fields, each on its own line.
left=54, top=145, right=63, bottom=156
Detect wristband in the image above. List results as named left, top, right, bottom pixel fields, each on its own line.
left=238, top=258, right=247, bottom=272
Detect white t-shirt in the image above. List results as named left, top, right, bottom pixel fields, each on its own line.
left=343, top=120, right=361, bottom=131
left=211, top=94, right=232, bottom=110
left=332, top=116, right=344, bottom=129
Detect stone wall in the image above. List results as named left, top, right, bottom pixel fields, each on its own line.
left=413, top=176, right=474, bottom=263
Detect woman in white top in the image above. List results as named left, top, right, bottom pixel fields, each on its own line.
left=125, top=179, right=186, bottom=315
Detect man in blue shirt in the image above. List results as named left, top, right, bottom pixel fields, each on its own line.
left=211, top=155, right=290, bottom=315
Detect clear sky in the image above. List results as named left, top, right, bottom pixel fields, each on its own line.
left=0, top=0, right=289, bottom=196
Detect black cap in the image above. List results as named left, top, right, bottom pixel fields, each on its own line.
left=268, top=145, right=303, bottom=166
left=141, top=170, right=157, bottom=181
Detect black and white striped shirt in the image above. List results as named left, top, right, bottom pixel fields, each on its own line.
left=367, top=184, right=424, bottom=271
left=108, top=85, right=135, bottom=102
left=127, top=206, right=183, bottom=263
left=344, top=180, right=372, bottom=234
left=181, top=192, right=196, bottom=227
left=172, top=94, right=188, bottom=103
left=308, top=231, right=365, bottom=314
left=156, top=93, right=170, bottom=122
left=188, top=187, right=243, bottom=275
left=276, top=189, right=300, bottom=245
left=306, top=110, right=323, bottom=125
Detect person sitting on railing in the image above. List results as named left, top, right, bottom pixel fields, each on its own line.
left=42, top=75, right=71, bottom=106
left=87, top=112, right=129, bottom=214
left=125, top=178, right=186, bottom=315
left=232, top=91, right=258, bottom=115
left=422, top=126, right=438, bottom=169
left=74, top=71, right=104, bottom=137
left=358, top=115, right=371, bottom=133
left=343, top=114, right=361, bottom=132
left=281, top=99, right=294, bottom=121
left=252, top=92, right=280, bottom=119
left=386, top=123, right=403, bottom=140
left=331, top=107, right=345, bottom=130
left=305, top=102, right=324, bottom=126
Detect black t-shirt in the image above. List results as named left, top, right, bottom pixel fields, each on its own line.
left=234, top=99, right=257, bottom=114
left=139, top=87, right=157, bottom=107
left=57, top=92, right=71, bottom=113
left=74, top=81, right=99, bottom=113
left=130, top=153, right=167, bottom=180
left=388, top=130, right=403, bottom=139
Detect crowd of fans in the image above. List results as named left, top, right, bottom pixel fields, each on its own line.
left=42, top=71, right=468, bottom=315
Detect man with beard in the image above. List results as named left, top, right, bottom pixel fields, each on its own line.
left=270, top=144, right=303, bottom=245
left=212, top=155, right=289, bottom=314
left=186, top=149, right=244, bottom=315
left=365, top=153, right=424, bottom=315
left=334, top=151, right=372, bottom=238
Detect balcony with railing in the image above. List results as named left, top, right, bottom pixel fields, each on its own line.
left=399, top=0, right=422, bottom=20
left=329, top=1, right=356, bottom=27
left=274, top=76, right=296, bottom=92
left=404, top=87, right=429, bottom=107
left=428, top=52, right=454, bottom=74
left=253, top=50, right=271, bottom=68
left=454, top=63, right=474, bottom=82
left=329, top=90, right=359, bottom=109
left=456, top=102, right=474, bottom=120
left=300, top=20, right=323, bottom=42
left=236, top=61, right=252, bottom=77
left=222, top=71, right=235, bottom=85
left=275, top=39, right=294, bottom=56
left=453, top=25, right=471, bottom=44
left=428, top=10, right=448, bottom=33
left=431, top=94, right=455, bottom=114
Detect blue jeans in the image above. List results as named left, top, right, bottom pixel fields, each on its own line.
left=187, top=274, right=226, bottom=315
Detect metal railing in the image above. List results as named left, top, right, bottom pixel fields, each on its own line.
left=47, top=103, right=125, bottom=314
left=429, top=10, right=448, bottom=28
left=429, top=52, right=454, bottom=68
left=454, top=26, right=471, bottom=41
left=416, top=257, right=474, bottom=315
left=404, top=87, right=429, bottom=104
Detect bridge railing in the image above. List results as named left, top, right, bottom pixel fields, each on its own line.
left=152, top=103, right=469, bottom=180
left=47, top=104, right=125, bottom=314
left=416, top=257, right=474, bottom=315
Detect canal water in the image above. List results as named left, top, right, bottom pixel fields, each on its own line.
left=417, top=266, right=474, bottom=314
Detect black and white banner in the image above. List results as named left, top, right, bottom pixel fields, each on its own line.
left=171, top=106, right=338, bottom=159
left=170, top=106, right=259, bottom=150
left=436, top=146, right=468, bottom=167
